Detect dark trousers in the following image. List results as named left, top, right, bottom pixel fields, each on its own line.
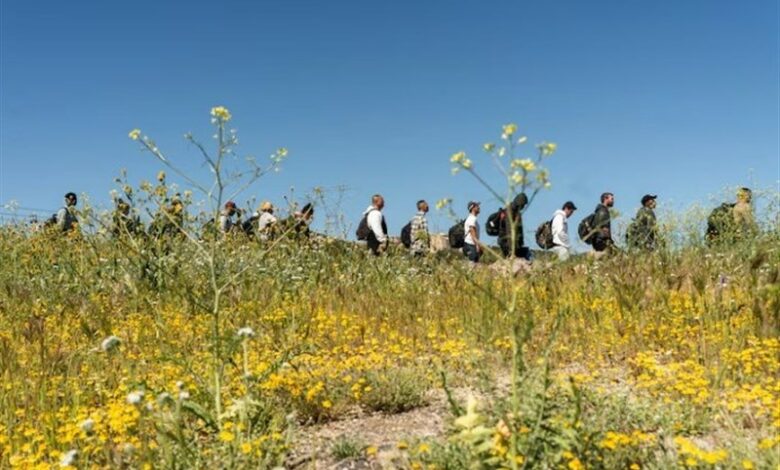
left=367, top=233, right=383, bottom=256
left=462, top=243, right=480, bottom=263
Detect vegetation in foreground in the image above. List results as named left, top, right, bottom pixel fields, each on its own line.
left=0, top=227, right=778, bottom=469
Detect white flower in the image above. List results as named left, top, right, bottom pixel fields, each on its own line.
left=100, top=336, right=121, bottom=352
left=126, top=391, right=144, bottom=405
left=179, top=390, right=190, bottom=400
left=60, top=449, right=77, bottom=467
left=176, top=381, right=185, bottom=390
left=237, top=327, right=255, bottom=339
left=79, top=418, right=94, bottom=433
left=517, top=136, right=528, bottom=144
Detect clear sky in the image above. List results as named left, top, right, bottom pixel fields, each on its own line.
left=1, top=0, right=778, bottom=242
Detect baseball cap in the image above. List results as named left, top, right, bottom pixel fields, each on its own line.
left=641, top=194, right=657, bottom=205
left=467, top=201, right=480, bottom=211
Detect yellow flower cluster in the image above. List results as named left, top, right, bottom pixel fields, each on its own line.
left=210, top=105, right=232, bottom=122
left=674, top=436, right=728, bottom=466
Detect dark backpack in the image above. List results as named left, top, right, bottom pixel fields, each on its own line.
left=535, top=219, right=554, bottom=249
left=356, top=210, right=375, bottom=241
left=400, top=222, right=412, bottom=248
left=485, top=209, right=505, bottom=237
left=241, top=216, right=258, bottom=237
left=578, top=213, right=597, bottom=244
left=448, top=219, right=465, bottom=249
left=706, top=203, right=735, bottom=241
left=44, top=213, right=59, bottom=228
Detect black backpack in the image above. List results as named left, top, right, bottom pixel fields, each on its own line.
left=356, top=209, right=376, bottom=241
left=535, top=219, right=554, bottom=249
left=706, top=203, right=735, bottom=241
left=400, top=222, right=412, bottom=248
left=578, top=213, right=597, bottom=244
left=448, top=219, right=465, bottom=248
left=241, top=216, right=258, bottom=237
left=44, top=213, right=59, bottom=229
left=485, top=209, right=505, bottom=237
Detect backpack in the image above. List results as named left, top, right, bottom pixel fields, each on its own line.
left=535, top=219, right=554, bottom=249
left=485, top=209, right=505, bottom=237
left=44, top=212, right=59, bottom=229
left=448, top=219, right=465, bottom=249
left=706, top=203, right=735, bottom=241
left=356, top=209, right=375, bottom=241
left=400, top=222, right=412, bottom=248
left=241, top=216, right=258, bottom=237
left=578, top=213, right=597, bottom=244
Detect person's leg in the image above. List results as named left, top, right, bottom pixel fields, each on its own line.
left=367, top=233, right=379, bottom=256
left=463, top=243, right=478, bottom=262
left=552, top=245, right=570, bottom=261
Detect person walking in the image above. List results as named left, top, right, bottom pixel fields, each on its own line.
left=498, top=193, right=530, bottom=260
left=218, top=201, right=241, bottom=235
left=463, top=201, right=481, bottom=263
left=732, top=187, right=757, bottom=240
left=55, top=192, right=79, bottom=233
left=627, top=194, right=658, bottom=251
left=551, top=201, right=577, bottom=261
left=362, top=194, right=388, bottom=256
left=410, top=199, right=430, bottom=256
left=592, top=192, right=615, bottom=252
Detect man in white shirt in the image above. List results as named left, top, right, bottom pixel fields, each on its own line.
left=551, top=201, right=577, bottom=261
left=463, top=201, right=481, bottom=263
left=218, top=201, right=240, bottom=235
left=364, top=194, right=388, bottom=255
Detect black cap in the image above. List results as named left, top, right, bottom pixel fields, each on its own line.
left=563, top=201, right=577, bottom=211
left=641, top=194, right=657, bottom=205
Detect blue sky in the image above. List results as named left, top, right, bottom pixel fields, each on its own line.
left=1, top=0, right=778, bottom=242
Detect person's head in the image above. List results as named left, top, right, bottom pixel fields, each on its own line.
left=601, top=192, right=614, bottom=208
left=260, top=201, right=274, bottom=214
left=224, top=201, right=237, bottom=216
left=372, top=194, right=385, bottom=211
left=468, top=201, right=480, bottom=215
left=64, top=192, right=77, bottom=207
left=512, top=193, right=528, bottom=213
left=417, top=199, right=428, bottom=213
left=641, top=194, right=657, bottom=209
left=562, top=201, right=577, bottom=218
left=300, top=203, right=314, bottom=221
left=737, top=187, right=752, bottom=203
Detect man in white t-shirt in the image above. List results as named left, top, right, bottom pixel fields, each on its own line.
left=364, top=194, right=388, bottom=255
left=463, top=201, right=481, bottom=263
left=551, top=201, right=576, bottom=261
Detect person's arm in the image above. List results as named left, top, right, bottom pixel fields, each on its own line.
left=56, top=208, right=67, bottom=231
left=367, top=210, right=387, bottom=243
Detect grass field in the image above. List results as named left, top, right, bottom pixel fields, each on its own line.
left=0, top=223, right=778, bottom=469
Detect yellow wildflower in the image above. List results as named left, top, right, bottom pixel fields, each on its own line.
left=502, top=123, right=518, bottom=137
left=218, top=430, right=235, bottom=443
left=128, top=129, right=141, bottom=140
left=210, top=106, right=232, bottom=122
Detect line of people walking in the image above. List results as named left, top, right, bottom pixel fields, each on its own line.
left=44, top=186, right=758, bottom=262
